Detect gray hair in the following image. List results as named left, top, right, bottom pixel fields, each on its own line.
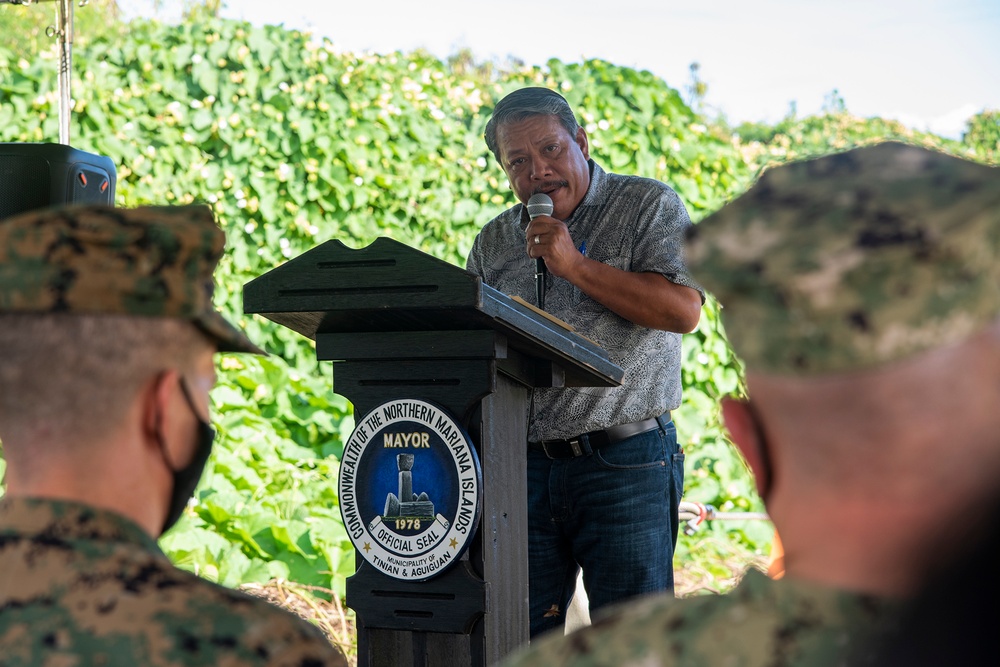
left=484, top=87, right=581, bottom=162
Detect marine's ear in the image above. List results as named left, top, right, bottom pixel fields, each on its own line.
left=140, top=370, right=188, bottom=461
left=721, top=397, right=772, bottom=501
left=142, top=371, right=172, bottom=438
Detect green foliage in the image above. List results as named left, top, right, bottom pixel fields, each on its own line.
left=160, top=353, right=357, bottom=595
left=963, top=109, right=1000, bottom=163
left=0, top=0, right=126, bottom=62
left=734, top=109, right=969, bottom=172
left=0, top=14, right=991, bottom=604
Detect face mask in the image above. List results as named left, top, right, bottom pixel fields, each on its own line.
left=157, top=377, right=216, bottom=535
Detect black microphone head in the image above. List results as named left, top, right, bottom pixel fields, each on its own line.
left=526, top=193, right=554, bottom=219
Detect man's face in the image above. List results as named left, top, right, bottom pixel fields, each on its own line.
left=496, top=115, right=591, bottom=221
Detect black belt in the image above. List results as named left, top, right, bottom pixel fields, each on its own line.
left=529, top=413, right=670, bottom=459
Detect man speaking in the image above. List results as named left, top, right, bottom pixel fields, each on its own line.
left=466, top=87, right=703, bottom=637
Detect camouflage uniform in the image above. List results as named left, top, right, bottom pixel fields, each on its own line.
left=685, top=141, right=1000, bottom=375
left=0, top=205, right=345, bottom=666
left=503, top=569, right=892, bottom=667
left=0, top=497, right=347, bottom=667
left=500, top=142, right=1000, bottom=666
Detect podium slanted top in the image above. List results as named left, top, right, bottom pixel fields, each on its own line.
left=243, top=237, right=622, bottom=387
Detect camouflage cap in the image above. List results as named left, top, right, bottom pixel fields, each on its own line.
left=0, top=204, right=263, bottom=354
left=686, top=141, right=1000, bottom=375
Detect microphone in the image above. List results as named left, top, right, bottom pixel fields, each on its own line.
left=526, top=193, right=553, bottom=310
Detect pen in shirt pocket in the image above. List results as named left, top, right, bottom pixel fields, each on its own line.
left=579, top=240, right=587, bottom=257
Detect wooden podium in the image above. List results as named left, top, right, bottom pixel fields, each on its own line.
left=244, top=238, right=622, bottom=666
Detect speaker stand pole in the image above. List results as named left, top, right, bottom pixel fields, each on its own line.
left=56, top=0, right=74, bottom=145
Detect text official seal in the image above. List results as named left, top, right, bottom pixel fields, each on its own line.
left=339, top=398, right=482, bottom=581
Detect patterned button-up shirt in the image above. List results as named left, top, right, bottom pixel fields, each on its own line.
left=467, top=160, right=702, bottom=441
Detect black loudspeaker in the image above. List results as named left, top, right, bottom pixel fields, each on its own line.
left=0, top=143, right=117, bottom=219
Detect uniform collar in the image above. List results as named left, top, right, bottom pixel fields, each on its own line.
left=0, top=496, right=164, bottom=555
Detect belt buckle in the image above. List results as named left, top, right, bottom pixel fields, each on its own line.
left=541, top=438, right=584, bottom=459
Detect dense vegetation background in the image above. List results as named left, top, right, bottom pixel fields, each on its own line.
left=1, top=1, right=997, bottom=649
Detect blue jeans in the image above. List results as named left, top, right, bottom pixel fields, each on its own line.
left=526, top=419, right=684, bottom=637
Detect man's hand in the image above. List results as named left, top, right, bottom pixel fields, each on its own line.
left=525, top=215, right=582, bottom=278
left=525, top=215, right=701, bottom=333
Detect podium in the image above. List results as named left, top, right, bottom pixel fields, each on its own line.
left=244, top=238, right=622, bottom=666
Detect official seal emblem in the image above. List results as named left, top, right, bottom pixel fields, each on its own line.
left=338, top=398, right=482, bottom=580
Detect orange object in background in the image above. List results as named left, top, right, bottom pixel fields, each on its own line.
left=768, top=531, right=786, bottom=579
